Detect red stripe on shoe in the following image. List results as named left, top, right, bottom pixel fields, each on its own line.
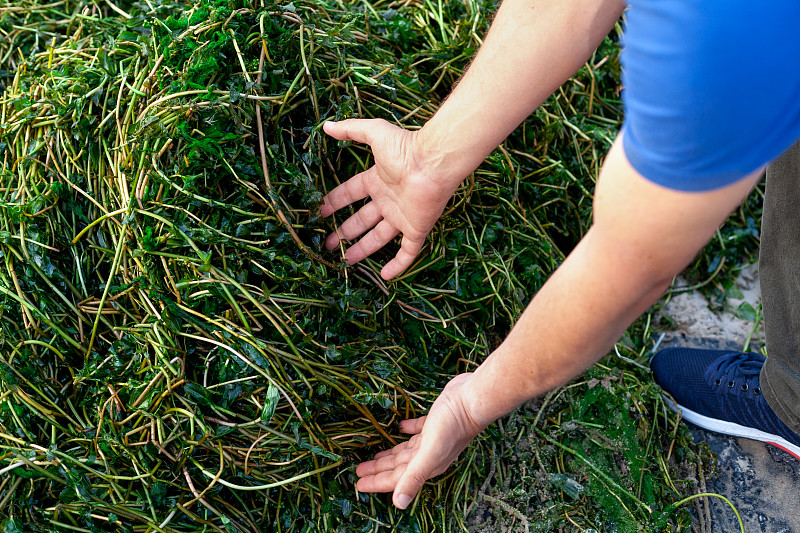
left=766, top=441, right=800, bottom=462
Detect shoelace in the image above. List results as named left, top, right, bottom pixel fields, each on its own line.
left=707, top=352, right=765, bottom=395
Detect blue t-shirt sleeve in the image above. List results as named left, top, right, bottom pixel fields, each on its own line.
left=621, top=0, right=800, bottom=192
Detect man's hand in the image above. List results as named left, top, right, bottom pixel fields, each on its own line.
left=319, top=0, right=625, bottom=280
left=321, top=119, right=462, bottom=280
left=355, top=373, right=489, bottom=509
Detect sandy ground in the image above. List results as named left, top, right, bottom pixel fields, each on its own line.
left=657, top=264, right=800, bottom=533
left=657, top=264, right=764, bottom=351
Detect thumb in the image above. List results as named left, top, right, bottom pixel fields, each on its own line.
left=323, top=118, right=390, bottom=146
left=392, top=460, right=429, bottom=510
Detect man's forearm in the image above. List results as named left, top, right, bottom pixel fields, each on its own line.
left=467, top=227, right=671, bottom=422
left=464, top=140, right=762, bottom=425
left=419, top=0, right=625, bottom=184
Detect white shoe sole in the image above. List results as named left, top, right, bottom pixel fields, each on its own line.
left=665, top=396, right=800, bottom=461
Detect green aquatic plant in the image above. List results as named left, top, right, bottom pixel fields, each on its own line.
left=0, top=0, right=741, bottom=531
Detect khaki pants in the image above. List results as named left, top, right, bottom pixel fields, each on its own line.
left=760, top=141, right=800, bottom=434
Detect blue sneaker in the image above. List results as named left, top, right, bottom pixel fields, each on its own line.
left=650, top=347, right=800, bottom=461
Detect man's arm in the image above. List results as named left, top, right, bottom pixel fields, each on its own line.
left=466, top=138, right=762, bottom=419
left=355, top=136, right=763, bottom=508
left=321, top=0, right=625, bottom=279
left=415, top=0, right=625, bottom=180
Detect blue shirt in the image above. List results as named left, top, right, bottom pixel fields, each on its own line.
left=621, top=0, right=800, bottom=191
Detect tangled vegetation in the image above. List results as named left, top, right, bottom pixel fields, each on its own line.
left=0, top=0, right=761, bottom=531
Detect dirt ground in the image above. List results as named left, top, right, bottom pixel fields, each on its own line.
left=657, top=264, right=800, bottom=533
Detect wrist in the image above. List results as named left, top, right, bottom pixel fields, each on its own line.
left=448, top=373, right=496, bottom=433
left=462, top=359, right=518, bottom=428
left=465, top=341, right=550, bottom=425
left=414, top=120, right=488, bottom=187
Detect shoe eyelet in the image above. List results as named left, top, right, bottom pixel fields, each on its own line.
left=715, top=379, right=721, bottom=385
left=728, top=381, right=735, bottom=388
left=755, top=387, right=762, bottom=395
left=741, top=384, right=749, bottom=392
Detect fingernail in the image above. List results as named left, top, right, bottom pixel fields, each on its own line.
left=395, top=493, right=412, bottom=510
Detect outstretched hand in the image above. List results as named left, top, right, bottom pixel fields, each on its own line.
left=321, top=119, right=462, bottom=280
left=355, top=373, right=489, bottom=509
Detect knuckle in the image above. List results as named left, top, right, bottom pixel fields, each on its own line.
left=342, top=189, right=356, bottom=204
left=355, top=205, right=372, bottom=225
left=369, top=230, right=384, bottom=246
left=404, top=469, right=428, bottom=486
left=400, top=240, right=418, bottom=254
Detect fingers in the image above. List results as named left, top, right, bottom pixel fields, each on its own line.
left=356, top=446, right=431, bottom=509
left=357, top=442, right=413, bottom=478
left=354, top=416, right=436, bottom=509
left=355, top=419, right=422, bottom=489
left=344, top=220, right=399, bottom=265
left=322, top=200, right=422, bottom=274
left=356, top=440, right=415, bottom=493
left=357, top=463, right=408, bottom=493
left=324, top=201, right=382, bottom=250
left=380, top=235, right=425, bottom=280
left=320, top=168, right=371, bottom=217
left=325, top=218, right=423, bottom=276
left=373, top=440, right=410, bottom=460
left=323, top=118, right=392, bottom=145
left=399, top=416, right=426, bottom=434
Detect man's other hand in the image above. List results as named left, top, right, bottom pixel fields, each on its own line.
left=321, top=119, right=461, bottom=280
left=355, top=373, right=488, bottom=509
